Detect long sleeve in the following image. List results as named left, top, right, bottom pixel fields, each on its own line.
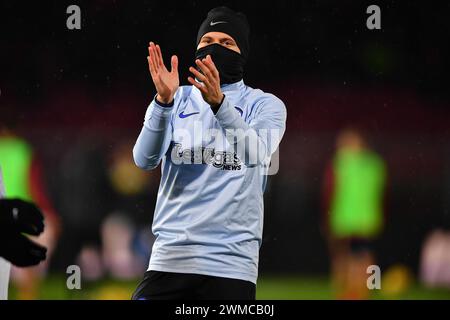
left=133, top=97, right=175, bottom=170
left=214, top=95, right=287, bottom=167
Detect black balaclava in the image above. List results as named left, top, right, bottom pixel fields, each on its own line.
left=195, top=6, right=250, bottom=85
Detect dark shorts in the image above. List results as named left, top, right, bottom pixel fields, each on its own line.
left=349, top=237, right=374, bottom=254
left=329, top=236, right=375, bottom=256
left=132, top=270, right=256, bottom=300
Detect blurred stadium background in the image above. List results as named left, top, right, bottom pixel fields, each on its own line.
left=1, top=1, right=450, bottom=299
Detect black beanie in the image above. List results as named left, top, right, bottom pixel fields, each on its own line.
left=196, top=7, right=250, bottom=60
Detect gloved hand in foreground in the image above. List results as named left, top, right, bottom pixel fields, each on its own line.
left=0, top=199, right=47, bottom=267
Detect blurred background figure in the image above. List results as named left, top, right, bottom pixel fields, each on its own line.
left=419, top=154, right=450, bottom=289
left=101, top=140, right=156, bottom=280
left=100, top=213, right=144, bottom=280
left=322, top=128, right=387, bottom=299
left=420, top=230, right=450, bottom=289
left=0, top=115, right=60, bottom=299
left=75, top=140, right=155, bottom=291
left=52, top=134, right=113, bottom=277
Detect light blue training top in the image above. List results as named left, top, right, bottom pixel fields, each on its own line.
left=133, top=80, right=287, bottom=284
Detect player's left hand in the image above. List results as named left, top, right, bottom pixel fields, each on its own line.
left=188, top=55, right=224, bottom=110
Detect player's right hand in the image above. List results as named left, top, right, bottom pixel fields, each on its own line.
left=147, top=42, right=179, bottom=105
